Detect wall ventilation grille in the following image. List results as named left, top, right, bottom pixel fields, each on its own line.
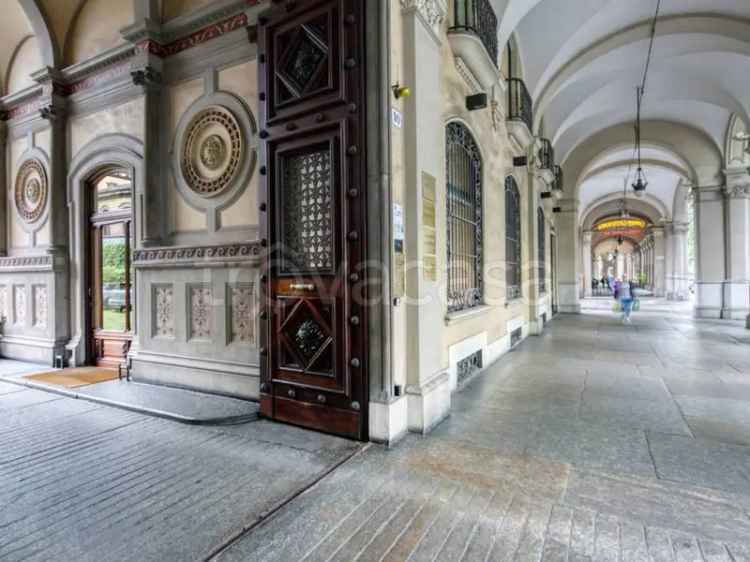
left=510, top=327, right=523, bottom=347
left=457, top=350, right=483, bottom=386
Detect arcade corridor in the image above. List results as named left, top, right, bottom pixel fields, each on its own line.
left=214, top=302, right=750, bottom=561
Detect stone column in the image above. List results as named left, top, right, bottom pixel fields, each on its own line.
left=582, top=230, right=592, bottom=297
left=694, top=183, right=726, bottom=318
left=722, top=169, right=750, bottom=320
left=671, top=222, right=690, bottom=300
left=664, top=223, right=675, bottom=299
left=0, top=121, right=6, bottom=256
left=557, top=198, right=581, bottom=312
left=615, top=251, right=625, bottom=279
left=129, top=42, right=166, bottom=247
left=652, top=226, right=666, bottom=297
left=401, top=0, right=451, bottom=434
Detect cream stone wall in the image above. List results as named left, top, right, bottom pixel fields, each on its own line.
left=6, top=36, right=43, bottom=95
left=390, top=1, right=408, bottom=392
left=167, top=60, right=260, bottom=235
left=439, top=24, right=531, bottom=364
left=70, top=97, right=146, bottom=158
left=162, top=0, right=215, bottom=21
left=65, top=0, right=133, bottom=65
left=218, top=61, right=259, bottom=230
left=168, top=77, right=207, bottom=233
left=5, top=131, right=52, bottom=250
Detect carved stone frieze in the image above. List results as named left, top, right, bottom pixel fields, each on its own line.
left=181, top=106, right=243, bottom=197
left=230, top=284, right=254, bottom=344
left=0, top=285, right=7, bottom=321
left=154, top=285, right=174, bottom=337
left=13, top=285, right=26, bottom=326
left=401, top=0, right=447, bottom=35
left=14, top=158, right=49, bottom=224
left=190, top=286, right=212, bottom=339
left=33, top=285, right=48, bottom=329
left=133, top=242, right=261, bottom=268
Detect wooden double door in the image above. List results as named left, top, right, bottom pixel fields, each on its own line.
left=257, top=0, right=369, bottom=440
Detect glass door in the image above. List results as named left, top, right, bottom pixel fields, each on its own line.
left=89, top=169, right=133, bottom=369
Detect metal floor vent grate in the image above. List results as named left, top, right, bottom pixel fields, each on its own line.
left=457, top=350, right=483, bottom=386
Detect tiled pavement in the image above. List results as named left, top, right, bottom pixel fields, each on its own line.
left=215, top=301, right=750, bottom=562
left=0, top=384, right=359, bottom=562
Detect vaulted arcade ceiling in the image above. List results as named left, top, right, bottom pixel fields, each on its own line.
left=491, top=0, right=750, bottom=221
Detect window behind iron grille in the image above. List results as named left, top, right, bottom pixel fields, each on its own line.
left=446, top=122, right=483, bottom=312
left=505, top=176, right=522, bottom=300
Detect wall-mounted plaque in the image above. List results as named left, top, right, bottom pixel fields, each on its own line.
left=422, top=172, right=437, bottom=281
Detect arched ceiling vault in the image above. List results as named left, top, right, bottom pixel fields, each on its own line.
left=492, top=0, right=750, bottom=226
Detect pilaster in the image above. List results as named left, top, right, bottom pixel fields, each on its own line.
left=556, top=197, right=581, bottom=313
left=123, top=24, right=167, bottom=248
left=0, top=121, right=7, bottom=257
left=669, top=222, right=690, bottom=300
left=651, top=226, right=666, bottom=296
left=582, top=230, right=592, bottom=297
left=693, top=183, right=726, bottom=318
left=401, top=0, right=451, bottom=434
left=721, top=168, right=750, bottom=320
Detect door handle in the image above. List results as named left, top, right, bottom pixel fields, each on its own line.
left=290, top=283, right=315, bottom=291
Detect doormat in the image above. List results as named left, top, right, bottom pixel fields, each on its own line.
left=24, top=367, right=119, bottom=388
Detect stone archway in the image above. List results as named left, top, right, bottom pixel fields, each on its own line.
left=66, top=134, right=145, bottom=366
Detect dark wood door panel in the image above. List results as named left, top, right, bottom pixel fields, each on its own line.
left=265, top=0, right=345, bottom=124
left=258, top=0, right=367, bottom=440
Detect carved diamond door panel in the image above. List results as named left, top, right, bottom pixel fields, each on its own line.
left=258, top=0, right=368, bottom=440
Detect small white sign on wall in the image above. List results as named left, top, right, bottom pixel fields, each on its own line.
left=393, top=203, right=405, bottom=254
left=391, top=108, right=403, bottom=129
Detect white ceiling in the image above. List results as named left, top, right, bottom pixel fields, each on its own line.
left=491, top=0, right=750, bottom=218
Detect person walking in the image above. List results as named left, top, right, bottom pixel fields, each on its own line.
left=615, top=275, right=635, bottom=324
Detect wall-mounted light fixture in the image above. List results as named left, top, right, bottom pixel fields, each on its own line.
left=392, top=83, right=411, bottom=100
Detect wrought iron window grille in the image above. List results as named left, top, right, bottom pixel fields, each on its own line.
left=505, top=176, right=522, bottom=301
left=446, top=122, right=484, bottom=313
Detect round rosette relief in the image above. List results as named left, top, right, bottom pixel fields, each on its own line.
left=15, top=158, right=49, bottom=224
left=181, top=106, right=243, bottom=198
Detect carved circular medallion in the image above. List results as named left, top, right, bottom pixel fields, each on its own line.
left=199, top=135, right=227, bottom=170
left=181, top=106, right=243, bottom=197
left=15, top=158, right=48, bottom=224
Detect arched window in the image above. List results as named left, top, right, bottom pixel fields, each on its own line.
left=446, top=122, right=483, bottom=312
left=538, top=207, right=546, bottom=293
left=505, top=176, right=522, bottom=300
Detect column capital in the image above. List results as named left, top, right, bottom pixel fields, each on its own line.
left=582, top=230, right=593, bottom=243
left=671, top=221, right=690, bottom=234
left=0, top=121, right=6, bottom=147
left=723, top=167, right=750, bottom=199
left=401, top=0, right=447, bottom=36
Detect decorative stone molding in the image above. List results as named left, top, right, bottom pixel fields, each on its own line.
left=401, top=0, right=447, bottom=36
left=0, top=255, right=55, bottom=271
left=189, top=285, right=213, bottom=340
left=133, top=242, right=261, bottom=268
left=33, top=285, right=48, bottom=329
left=14, top=158, right=49, bottom=225
left=171, top=91, right=257, bottom=223
left=229, top=284, right=255, bottom=344
left=153, top=285, right=175, bottom=338
left=454, top=57, right=483, bottom=95
left=181, top=106, right=242, bottom=197
left=723, top=168, right=750, bottom=199
left=13, top=285, right=26, bottom=326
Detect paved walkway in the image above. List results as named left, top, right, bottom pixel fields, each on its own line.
left=215, top=300, right=750, bottom=562
left=0, top=363, right=259, bottom=423
left=0, top=386, right=359, bottom=562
